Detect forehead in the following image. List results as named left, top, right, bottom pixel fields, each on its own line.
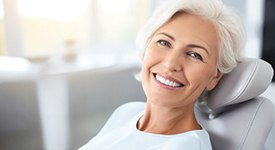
left=155, top=12, right=220, bottom=53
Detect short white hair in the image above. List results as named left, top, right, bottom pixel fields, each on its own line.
left=136, top=0, right=244, bottom=73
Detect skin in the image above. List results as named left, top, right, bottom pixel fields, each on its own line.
left=138, top=12, right=223, bottom=135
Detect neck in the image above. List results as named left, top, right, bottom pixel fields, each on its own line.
left=137, top=101, right=201, bottom=135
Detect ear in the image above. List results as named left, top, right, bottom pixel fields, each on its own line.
left=206, top=70, right=223, bottom=91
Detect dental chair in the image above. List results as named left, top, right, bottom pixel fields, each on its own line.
left=195, top=58, right=275, bottom=150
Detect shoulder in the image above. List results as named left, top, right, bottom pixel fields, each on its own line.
left=167, top=129, right=212, bottom=150
left=113, top=101, right=146, bottom=118
left=186, top=129, right=212, bottom=150
left=188, top=129, right=212, bottom=150
left=109, top=101, right=146, bottom=124
left=96, top=101, right=146, bottom=136
left=194, top=129, right=212, bottom=150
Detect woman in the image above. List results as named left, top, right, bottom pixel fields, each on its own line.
left=79, top=0, right=244, bottom=149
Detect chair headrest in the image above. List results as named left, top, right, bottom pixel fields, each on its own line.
left=197, top=58, right=274, bottom=115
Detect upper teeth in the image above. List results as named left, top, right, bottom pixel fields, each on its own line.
left=155, top=74, right=182, bottom=87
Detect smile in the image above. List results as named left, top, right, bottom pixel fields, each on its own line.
left=155, top=74, right=184, bottom=88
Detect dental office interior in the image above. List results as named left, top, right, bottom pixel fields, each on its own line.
left=0, top=0, right=274, bottom=149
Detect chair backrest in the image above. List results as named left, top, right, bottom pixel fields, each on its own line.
left=195, top=58, right=275, bottom=150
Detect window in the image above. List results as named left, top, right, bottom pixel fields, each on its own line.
left=18, top=0, right=92, bottom=58
left=0, top=0, right=5, bottom=55
left=1, top=0, right=154, bottom=58
left=92, top=0, right=151, bottom=53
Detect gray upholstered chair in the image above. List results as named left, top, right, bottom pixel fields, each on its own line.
left=195, top=58, right=275, bottom=150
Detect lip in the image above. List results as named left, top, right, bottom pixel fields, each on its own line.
left=152, top=73, right=184, bottom=89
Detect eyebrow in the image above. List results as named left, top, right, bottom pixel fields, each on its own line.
left=187, top=44, right=209, bottom=56
left=158, top=32, right=209, bottom=56
left=158, top=32, right=175, bottom=41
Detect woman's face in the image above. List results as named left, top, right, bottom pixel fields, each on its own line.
left=141, top=13, right=223, bottom=108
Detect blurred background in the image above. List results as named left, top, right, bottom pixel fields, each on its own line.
left=0, top=0, right=274, bottom=149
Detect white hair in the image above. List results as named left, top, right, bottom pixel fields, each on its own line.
left=136, top=0, right=244, bottom=73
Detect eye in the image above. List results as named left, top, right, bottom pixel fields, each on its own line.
left=187, top=51, right=204, bottom=61
left=157, top=40, right=171, bottom=48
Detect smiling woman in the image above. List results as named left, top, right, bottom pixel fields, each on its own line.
left=79, top=0, right=244, bottom=150
left=140, top=13, right=223, bottom=113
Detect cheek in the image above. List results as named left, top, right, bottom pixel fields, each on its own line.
left=142, top=48, right=160, bottom=72
left=185, top=64, right=216, bottom=85
left=141, top=69, right=148, bottom=97
left=140, top=56, right=152, bottom=97
left=140, top=47, right=161, bottom=96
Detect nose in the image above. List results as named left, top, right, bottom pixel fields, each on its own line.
left=163, top=51, right=182, bottom=72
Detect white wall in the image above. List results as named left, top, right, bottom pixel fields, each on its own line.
left=223, top=0, right=265, bottom=58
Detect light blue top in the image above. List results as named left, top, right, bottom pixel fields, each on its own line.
left=79, top=102, right=212, bottom=150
